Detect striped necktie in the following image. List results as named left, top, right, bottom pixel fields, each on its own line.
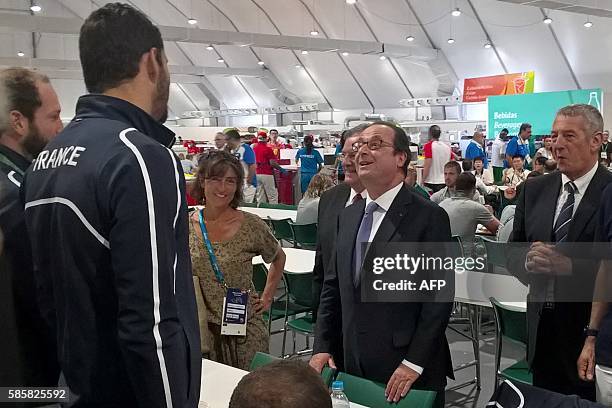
left=554, top=181, right=577, bottom=243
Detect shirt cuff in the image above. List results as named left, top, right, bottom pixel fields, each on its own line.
left=402, top=360, right=423, bottom=375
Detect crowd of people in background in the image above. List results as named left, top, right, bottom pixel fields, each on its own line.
left=3, top=3, right=612, bottom=408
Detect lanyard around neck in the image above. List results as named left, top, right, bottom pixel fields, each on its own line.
left=198, top=209, right=226, bottom=285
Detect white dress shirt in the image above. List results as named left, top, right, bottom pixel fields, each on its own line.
left=553, top=161, right=599, bottom=225
left=364, top=181, right=424, bottom=375
left=346, top=188, right=368, bottom=208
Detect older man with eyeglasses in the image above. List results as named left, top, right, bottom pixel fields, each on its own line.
left=311, top=121, right=453, bottom=406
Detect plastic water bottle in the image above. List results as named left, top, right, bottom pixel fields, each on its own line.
left=331, top=381, right=350, bottom=407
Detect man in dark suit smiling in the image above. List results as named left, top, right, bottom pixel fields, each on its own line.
left=311, top=122, right=453, bottom=404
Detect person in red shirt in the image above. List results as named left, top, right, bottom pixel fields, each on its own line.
left=269, top=129, right=286, bottom=159
left=253, top=131, right=285, bottom=203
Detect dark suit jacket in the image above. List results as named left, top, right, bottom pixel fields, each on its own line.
left=507, top=166, right=612, bottom=366
left=314, top=184, right=454, bottom=390
left=312, top=182, right=351, bottom=319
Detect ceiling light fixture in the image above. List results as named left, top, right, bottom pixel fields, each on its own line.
left=379, top=55, right=387, bottom=60
left=584, top=20, right=593, bottom=28
left=258, top=61, right=265, bottom=65
left=310, top=30, right=319, bottom=36
left=188, top=18, right=197, bottom=25
left=30, top=4, right=42, bottom=12
left=406, top=35, right=415, bottom=42
left=447, top=38, right=455, bottom=44
left=543, top=16, right=552, bottom=24
left=451, top=8, right=461, bottom=17
left=217, top=58, right=224, bottom=63
left=346, top=0, right=356, bottom=4
left=484, top=42, right=492, bottom=49
left=341, top=51, right=349, bottom=56
left=295, top=64, right=303, bottom=69
left=301, top=50, right=308, bottom=55
left=17, top=51, right=25, bottom=57
left=206, top=45, right=214, bottom=50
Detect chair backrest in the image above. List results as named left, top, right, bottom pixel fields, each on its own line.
left=259, top=203, right=298, bottom=211
left=449, top=235, right=464, bottom=258
left=290, top=222, right=318, bottom=247
left=252, top=263, right=268, bottom=294
left=249, top=351, right=280, bottom=371
left=336, top=372, right=437, bottom=408
left=241, top=201, right=258, bottom=208
left=480, top=236, right=507, bottom=268
left=321, top=366, right=335, bottom=387
left=270, top=218, right=294, bottom=241
left=490, top=297, right=528, bottom=346
left=284, top=271, right=313, bottom=308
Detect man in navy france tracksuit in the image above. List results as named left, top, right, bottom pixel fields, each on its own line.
left=22, top=4, right=200, bottom=407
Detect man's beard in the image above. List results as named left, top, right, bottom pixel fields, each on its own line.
left=152, top=71, right=170, bottom=124
left=22, top=123, right=47, bottom=159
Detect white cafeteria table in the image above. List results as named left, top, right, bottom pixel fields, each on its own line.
left=200, top=359, right=368, bottom=408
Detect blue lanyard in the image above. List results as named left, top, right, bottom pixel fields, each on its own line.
left=198, top=209, right=226, bottom=285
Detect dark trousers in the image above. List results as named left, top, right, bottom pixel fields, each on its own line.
left=533, top=308, right=596, bottom=401
left=425, top=183, right=446, bottom=193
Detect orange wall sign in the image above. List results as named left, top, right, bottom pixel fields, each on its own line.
left=462, top=71, right=535, bottom=103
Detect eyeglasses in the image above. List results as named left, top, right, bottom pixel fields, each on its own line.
left=206, top=177, right=238, bottom=186
left=351, top=138, right=394, bottom=152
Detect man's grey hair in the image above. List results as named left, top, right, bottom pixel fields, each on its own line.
left=556, top=104, right=604, bottom=135
left=345, top=123, right=370, bottom=139
left=0, top=67, right=49, bottom=135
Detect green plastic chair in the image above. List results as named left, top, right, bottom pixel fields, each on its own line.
left=290, top=222, right=317, bottom=249
left=335, top=372, right=437, bottom=408
left=249, top=352, right=336, bottom=387
left=249, top=351, right=280, bottom=371
left=269, top=218, right=295, bottom=246
left=241, top=201, right=258, bottom=208
left=252, top=263, right=291, bottom=335
left=490, top=297, right=532, bottom=388
left=259, top=203, right=298, bottom=211
left=321, top=366, right=335, bottom=387
left=479, top=236, right=506, bottom=272
left=281, top=271, right=314, bottom=357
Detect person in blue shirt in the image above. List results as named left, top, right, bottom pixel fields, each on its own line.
left=225, top=129, right=257, bottom=202
left=464, top=131, right=488, bottom=168
left=295, top=135, right=323, bottom=194
left=505, top=123, right=532, bottom=169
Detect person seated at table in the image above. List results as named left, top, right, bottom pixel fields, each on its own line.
left=404, top=164, right=430, bottom=198
left=189, top=150, right=286, bottom=370
left=503, top=155, right=530, bottom=187
left=502, top=171, right=542, bottom=207
left=545, top=158, right=558, bottom=173
left=229, top=360, right=331, bottom=408
left=430, top=161, right=481, bottom=204
left=439, top=172, right=500, bottom=248
left=533, top=156, right=547, bottom=175
left=473, top=157, right=495, bottom=185
left=296, top=173, right=334, bottom=224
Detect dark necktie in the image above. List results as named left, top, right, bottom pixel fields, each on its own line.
left=554, top=181, right=577, bottom=243
left=351, top=193, right=363, bottom=205
left=354, top=201, right=379, bottom=286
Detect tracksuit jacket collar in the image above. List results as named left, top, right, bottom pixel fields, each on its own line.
left=73, top=94, right=175, bottom=148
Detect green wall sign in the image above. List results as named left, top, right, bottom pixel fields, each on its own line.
left=487, top=88, right=603, bottom=139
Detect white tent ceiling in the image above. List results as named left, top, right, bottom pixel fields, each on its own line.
left=0, top=0, right=610, bottom=121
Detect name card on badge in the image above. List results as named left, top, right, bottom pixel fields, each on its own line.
left=221, top=288, right=248, bottom=336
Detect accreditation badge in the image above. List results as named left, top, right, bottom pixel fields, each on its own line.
left=601, top=152, right=608, bottom=160
left=221, top=288, right=249, bottom=336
